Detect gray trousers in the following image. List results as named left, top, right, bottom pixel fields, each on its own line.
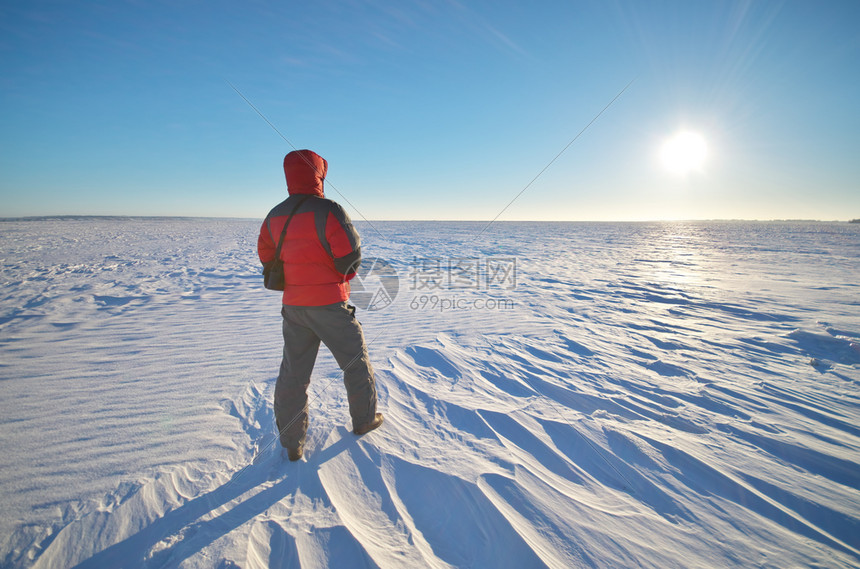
left=275, top=302, right=377, bottom=448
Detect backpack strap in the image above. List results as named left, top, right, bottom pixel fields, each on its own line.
left=270, top=194, right=311, bottom=260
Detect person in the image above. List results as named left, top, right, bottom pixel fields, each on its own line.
left=258, top=149, right=383, bottom=461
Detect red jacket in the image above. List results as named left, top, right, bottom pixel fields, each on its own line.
left=258, top=150, right=361, bottom=306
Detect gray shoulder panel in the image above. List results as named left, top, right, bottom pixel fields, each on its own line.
left=309, top=198, right=361, bottom=275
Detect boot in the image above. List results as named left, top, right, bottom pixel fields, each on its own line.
left=354, top=413, right=384, bottom=436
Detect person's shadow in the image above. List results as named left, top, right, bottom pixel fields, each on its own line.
left=72, top=430, right=354, bottom=569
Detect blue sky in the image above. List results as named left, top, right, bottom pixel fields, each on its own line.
left=1, top=0, right=858, bottom=221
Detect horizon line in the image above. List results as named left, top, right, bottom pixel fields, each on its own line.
left=2, top=215, right=857, bottom=224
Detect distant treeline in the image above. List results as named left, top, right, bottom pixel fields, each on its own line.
left=851, top=219, right=860, bottom=224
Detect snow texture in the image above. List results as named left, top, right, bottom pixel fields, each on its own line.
left=1, top=218, right=858, bottom=568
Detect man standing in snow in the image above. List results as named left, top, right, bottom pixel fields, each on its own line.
left=258, top=149, right=383, bottom=461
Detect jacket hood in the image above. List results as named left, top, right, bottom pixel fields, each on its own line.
left=284, top=149, right=327, bottom=196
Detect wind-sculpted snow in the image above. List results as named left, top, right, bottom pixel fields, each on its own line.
left=0, top=219, right=858, bottom=568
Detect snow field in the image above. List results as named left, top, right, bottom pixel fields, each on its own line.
left=1, top=219, right=858, bottom=568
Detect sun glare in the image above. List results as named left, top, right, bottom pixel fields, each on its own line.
left=660, top=131, right=707, bottom=174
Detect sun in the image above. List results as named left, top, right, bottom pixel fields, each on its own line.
left=660, top=131, right=707, bottom=174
